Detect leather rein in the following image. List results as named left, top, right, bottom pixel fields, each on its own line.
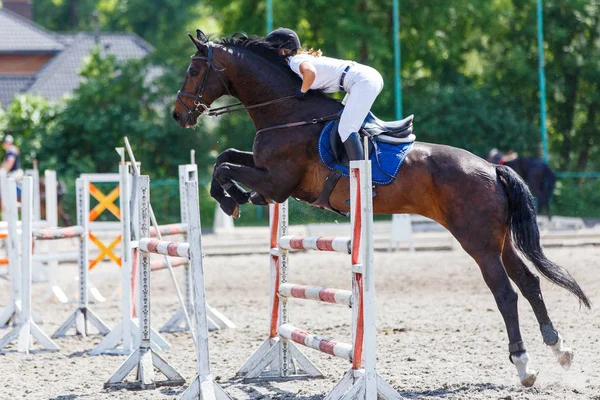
left=176, top=42, right=340, bottom=131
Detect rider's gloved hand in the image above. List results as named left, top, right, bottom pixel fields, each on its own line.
left=295, top=86, right=307, bottom=100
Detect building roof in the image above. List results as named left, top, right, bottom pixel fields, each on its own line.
left=0, top=76, right=35, bottom=107
left=27, top=33, right=153, bottom=100
left=0, top=8, right=64, bottom=53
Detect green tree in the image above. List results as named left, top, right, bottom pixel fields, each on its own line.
left=0, top=95, right=60, bottom=169
left=40, top=48, right=213, bottom=179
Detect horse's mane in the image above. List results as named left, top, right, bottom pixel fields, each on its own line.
left=214, top=32, right=290, bottom=70
left=208, top=31, right=340, bottom=105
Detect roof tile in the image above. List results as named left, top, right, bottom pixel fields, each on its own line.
left=0, top=8, right=63, bottom=53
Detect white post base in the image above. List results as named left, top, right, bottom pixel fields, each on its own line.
left=88, top=281, right=107, bottom=303
left=0, top=318, right=59, bottom=353
left=237, top=337, right=322, bottom=381
left=44, top=285, right=69, bottom=303
left=90, top=318, right=169, bottom=355
left=0, top=299, right=18, bottom=328
left=52, top=307, right=111, bottom=338
left=180, top=374, right=232, bottom=400
left=324, top=369, right=402, bottom=400
left=103, top=347, right=185, bottom=390
left=160, top=303, right=236, bottom=333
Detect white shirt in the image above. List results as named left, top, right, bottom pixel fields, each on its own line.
left=288, top=54, right=352, bottom=93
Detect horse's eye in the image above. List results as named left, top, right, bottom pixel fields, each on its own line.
left=190, top=69, right=199, bottom=77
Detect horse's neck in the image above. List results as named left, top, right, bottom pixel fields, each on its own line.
left=226, top=50, right=341, bottom=130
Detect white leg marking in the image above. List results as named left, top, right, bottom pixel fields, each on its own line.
left=550, top=334, right=574, bottom=370
left=510, top=351, right=538, bottom=387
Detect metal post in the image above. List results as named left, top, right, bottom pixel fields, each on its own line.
left=393, top=0, right=403, bottom=119
left=537, top=0, right=549, bottom=162
left=266, top=0, right=273, bottom=34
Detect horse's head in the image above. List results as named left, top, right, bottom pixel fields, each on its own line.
left=172, top=30, right=232, bottom=128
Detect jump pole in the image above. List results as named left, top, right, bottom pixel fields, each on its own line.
left=238, top=151, right=400, bottom=398
left=237, top=200, right=322, bottom=381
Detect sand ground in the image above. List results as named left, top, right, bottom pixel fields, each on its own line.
left=0, top=243, right=598, bottom=400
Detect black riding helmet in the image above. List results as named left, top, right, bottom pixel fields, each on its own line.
left=266, top=28, right=301, bottom=51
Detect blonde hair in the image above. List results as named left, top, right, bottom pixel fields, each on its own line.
left=297, top=47, right=322, bottom=57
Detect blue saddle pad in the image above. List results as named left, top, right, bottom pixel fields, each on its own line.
left=318, top=120, right=413, bottom=185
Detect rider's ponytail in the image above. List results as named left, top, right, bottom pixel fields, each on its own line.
left=298, top=47, right=323, bottom=57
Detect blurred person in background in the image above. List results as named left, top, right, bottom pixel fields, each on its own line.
left=1, top=134, right=23, bottom=181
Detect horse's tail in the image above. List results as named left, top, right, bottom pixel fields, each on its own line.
left=544, top=163, right=556, bottom=197
left=496, top=165, right=591, bottom=308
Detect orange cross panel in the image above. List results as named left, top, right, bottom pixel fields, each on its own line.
left=88, top=232, right=122, bottom=270
left=89, top=184, right=120, bottom=221
left=0, top=258, right=8, bottom=265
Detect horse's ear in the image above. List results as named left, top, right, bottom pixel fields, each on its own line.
left=196, top=29, right=209, bottom=43
left=188, top=33, right=205, bottom=51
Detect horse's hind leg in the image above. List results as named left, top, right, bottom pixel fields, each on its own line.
left=502, top=236, right=574, bottom=370
left=450, top=213, right=537, bottom=386
left=470, top=251, right=538, bottom=386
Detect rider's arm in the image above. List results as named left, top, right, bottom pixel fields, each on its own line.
left=1, top=156, right=15, bottom=172
left=298, top=62, right=317, bottom=93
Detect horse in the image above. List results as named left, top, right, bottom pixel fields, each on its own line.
left=487, top=150, right=556, bottom=218
left=171, top=30, right=590, bottom=387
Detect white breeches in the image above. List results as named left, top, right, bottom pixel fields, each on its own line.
left=338, top=64, right=384, bottom=142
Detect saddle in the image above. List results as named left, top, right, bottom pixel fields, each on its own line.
left=311, top=111, right=416, bottom=216
left=330, top=111, right=416, bottom=167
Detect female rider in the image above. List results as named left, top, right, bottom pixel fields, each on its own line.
left=265, top=28, right=384, bottom=161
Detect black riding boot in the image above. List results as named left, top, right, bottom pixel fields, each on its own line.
left=343, top=132, right=364, bottom=161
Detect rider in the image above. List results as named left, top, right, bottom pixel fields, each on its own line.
left=1, top=134, right=23, bottom=180
left=265, top=28, right=384, bottom=162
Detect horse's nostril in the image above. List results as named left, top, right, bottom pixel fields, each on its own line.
left=172, top=111, right=180, bottom=121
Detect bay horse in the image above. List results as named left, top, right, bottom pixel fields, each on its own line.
left=172, top=30, right=590, bottom=387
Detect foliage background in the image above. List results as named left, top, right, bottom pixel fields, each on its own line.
left=0, top=0, right=598, bottom=222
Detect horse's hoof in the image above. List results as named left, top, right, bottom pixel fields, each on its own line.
left=249, top=191, right=268, bottom=206
left=232, top=204, right=241, bottom=219
left=219, top=198, right=239, bottom=217
left=558, top=350, right=574, bottom=370
left=520, top=371, right=538, bottom=387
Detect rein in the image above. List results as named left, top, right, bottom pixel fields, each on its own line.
left=255, top=114, right=340, bottom=135
left=177, top=42, right=339, bottom=133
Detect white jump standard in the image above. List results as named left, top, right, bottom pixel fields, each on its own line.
left=0, top=178, right=62, bottom=353
left=104, top=176, right=185, bottom=389
left=53, top=178, right=111, bottom=338
left=178, top=177, right=231, bottom=400
left=238, top=159, right=401, bottom=399
left=159, top=162, right=235, bottom=334
left=0, top=179, right=21, bottom=329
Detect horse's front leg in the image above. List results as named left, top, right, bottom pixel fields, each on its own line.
left=214, top=162, right=291, bottom=206
left=210, top=149, right=269, bottom=217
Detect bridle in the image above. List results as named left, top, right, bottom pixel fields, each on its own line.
left=176, top=42, right=226, bottom=117
left=176, top=41, right=296, bottom=118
